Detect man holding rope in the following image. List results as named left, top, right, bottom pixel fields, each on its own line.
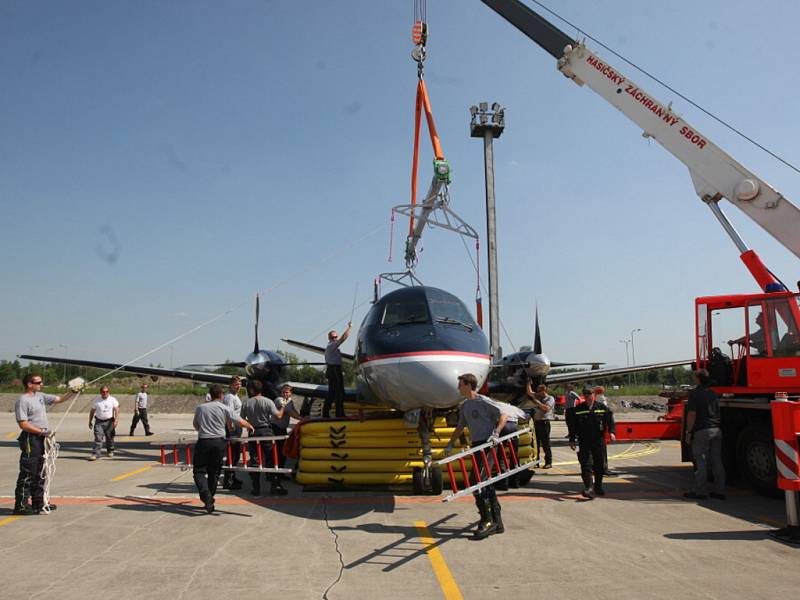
left=13, top=373, right=79, bottom=515
left=323, top=322, right=352, bottom=419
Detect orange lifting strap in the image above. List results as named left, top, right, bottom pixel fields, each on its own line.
left=409, top=77, right=445, bottom=236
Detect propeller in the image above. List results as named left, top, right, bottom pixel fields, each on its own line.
left=181, top=362, right=247, bottom=369
left=533, top=305, right=543, bottom=355
left=254, top=293, right=261, bottom=353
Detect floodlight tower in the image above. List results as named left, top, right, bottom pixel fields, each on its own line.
left=470, top=102, right=505, bottom=361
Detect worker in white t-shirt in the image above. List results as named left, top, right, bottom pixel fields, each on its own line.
left=129, top=382, right=153, bottom=436
left=88, top=386, right=119, bottom=461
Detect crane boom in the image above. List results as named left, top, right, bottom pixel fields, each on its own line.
left=482, top=0, right=800, bottom=262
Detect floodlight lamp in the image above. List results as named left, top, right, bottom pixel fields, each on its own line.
left=491, top=102, right=500, bottom=112
left=479, top=102, right=488, bottom=111
left=479, top=114, right=488, bottom=124
left=491, top=113, right=500, bottom=124
left=469, top=105, right=478, bottom=116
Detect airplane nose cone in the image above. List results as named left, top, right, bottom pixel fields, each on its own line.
left=245, top=350, right=273, bottom=377
left=525, top=353, right=551, bottom=377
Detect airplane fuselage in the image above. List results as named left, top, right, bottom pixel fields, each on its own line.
left=355, top=286, right=490, bottom=411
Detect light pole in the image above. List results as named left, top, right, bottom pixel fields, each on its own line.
left=470, top=101, right=505, bottom=362
left=619, top=339, right=631, bottom=366
left=630, top=328, right=642, bottom=384
left=619, top=338, right=632, bottom=386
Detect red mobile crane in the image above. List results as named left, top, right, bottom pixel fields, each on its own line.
left=483, top=0, right=800, bottom=493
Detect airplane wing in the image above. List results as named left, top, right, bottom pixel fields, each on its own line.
left=545, top=359, right=694, bottom=385
left=281, top=339, right=355, bottom=362
left=18, top=354, right=238, bottom=385
left=550, top=361, right=604, bottom=369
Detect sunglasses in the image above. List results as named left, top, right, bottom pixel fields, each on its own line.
left=31, top=380, right=43, bottom=384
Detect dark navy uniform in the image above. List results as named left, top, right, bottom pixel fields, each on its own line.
left=566, top=400, right=615, bottom=495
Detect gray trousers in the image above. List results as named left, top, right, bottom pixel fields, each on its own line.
left=692, top=427, right=725, bottom=495
left=93, top=419, right=116, bottom=457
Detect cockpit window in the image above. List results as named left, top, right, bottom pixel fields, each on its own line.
left=426, top=288, right=476, bottom=328
left=380, top=300, right=430, bottom=326
left=362, top=304, right=381, bottom=328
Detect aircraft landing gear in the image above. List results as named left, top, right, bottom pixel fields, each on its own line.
left=413, top=408, right=444, bottom=495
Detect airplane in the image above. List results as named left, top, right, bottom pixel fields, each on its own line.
left=20, top=290, right=690, bottom=414
left=283, top=284, right=491, bottom=412
left=285, top=300, right=691, bottom=410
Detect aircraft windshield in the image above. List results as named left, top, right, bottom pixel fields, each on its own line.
left=380, top=300, right=430, bottom=327
left=426, top=288, right=476, bottom=328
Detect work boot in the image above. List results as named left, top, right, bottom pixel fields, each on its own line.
left=129, top=430, right=134, bottom=437
left=13, top=503, right=33, bottom=516
left=32, top=504, right=57, bottom=515
left=490, top=499, right=504, bottom=535
left=473, top=498, right=497, bottom=540
left=472, top=495, right=490, bottom=531
left=145, top=431, right=154, bottom=436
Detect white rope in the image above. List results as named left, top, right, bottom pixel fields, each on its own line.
left=36, top=222, right=386, bottom=503
left=40, top=434, right=60, bottom=513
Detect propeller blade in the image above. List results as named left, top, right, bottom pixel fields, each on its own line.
left=180, top=362, right=247, bottom=369
left=254, top=293, right=260, bottom=353
left=533, top=306, right=542, bottom=355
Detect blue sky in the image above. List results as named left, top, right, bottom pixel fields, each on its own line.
left=2, top=0, right=799, bottom=371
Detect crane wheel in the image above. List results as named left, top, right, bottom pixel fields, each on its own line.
left=736, top=425, right=779, bottom=497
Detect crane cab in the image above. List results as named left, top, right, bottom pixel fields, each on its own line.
left=696, top=292, right=800, bottom=395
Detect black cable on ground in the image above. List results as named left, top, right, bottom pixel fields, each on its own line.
left=321, top=497, right=345, bottom=600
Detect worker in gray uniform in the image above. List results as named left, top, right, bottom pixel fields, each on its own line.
left=222, top=375, right=244, bottom=490
left=323, top=322, right=351, bottom=418
left=13, top=373, right=79, bottom=515
left=270, top=383, right=302, bottom=476
left=129, top=382, right=153, bottom=436
left=193, top=384, right=254, bottom=513
left=444, top=373, right=508, bottom=539
left=241, top=379, right=286, bottom=496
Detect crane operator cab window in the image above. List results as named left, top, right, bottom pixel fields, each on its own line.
left=700, top=295, right=800, bottom=387
left=761, top=297, right=800, bottom=357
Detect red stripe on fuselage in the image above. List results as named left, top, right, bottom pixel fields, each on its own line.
left=359, top=351, right=491, bottom=364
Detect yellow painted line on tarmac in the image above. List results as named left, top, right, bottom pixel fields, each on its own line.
left=552, top=442, right=660, bottom=467
left=111, top=465, right=155, bottom=482
left=756, top=515, right=784, bottom=528
left=0, top=516, right=21, bottom=527
left=414, top=521, right=463, bottom=600
left=5, top=432, right=17, bottom=439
